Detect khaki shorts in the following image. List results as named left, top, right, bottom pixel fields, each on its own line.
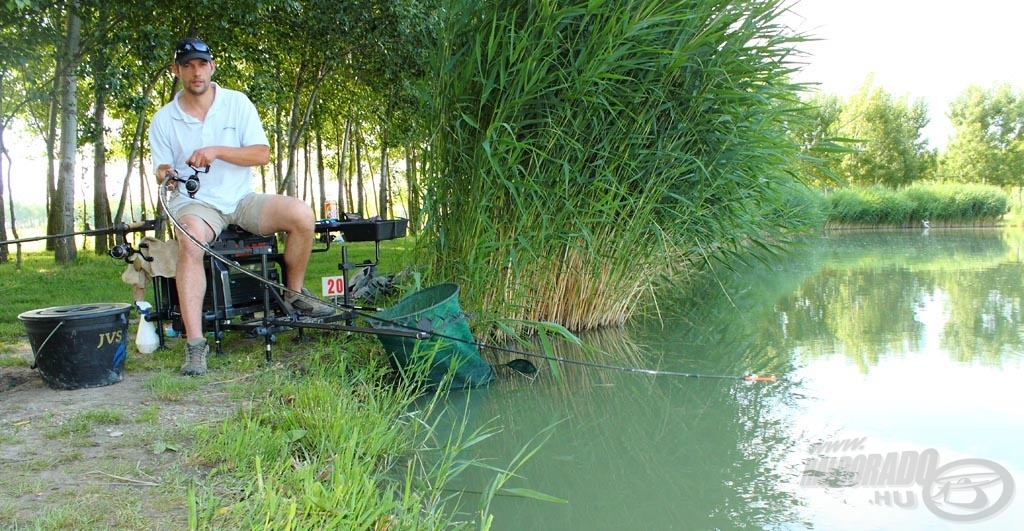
left=174, top=193, right=272, bottom=238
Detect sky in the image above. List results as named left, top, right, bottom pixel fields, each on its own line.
left=782, top=0, right=1024, bottom=149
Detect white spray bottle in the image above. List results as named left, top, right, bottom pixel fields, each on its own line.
left=134, top=301, right=160, bottom=354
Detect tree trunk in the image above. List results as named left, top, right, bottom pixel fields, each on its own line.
left=378, top=142, right=388, bottom=219
left=2, top=147, right=20, bottom=266
left=336, top=116, right=350, bottom=214
left=300, top=131, right=310, bottom=202
left=114, top=71, right=159, bottom=225
left=45, top=55, right=60, bottom=252
left=280, top=60, right=332, bottom=198
left=0, top=147, right=7, bottom=265
left=274, top=103, right=284, bottom=192
left=114, top=116, right=143, bottom=224
left=92, top=67, right=112, bottom=254
left=54, top=8, right=81, bottom=264
left=279, top=62, right=306, bottom=197
left=406, top=143, right=419, bottom=233
left=316, top=127, right=325, bottom=218
left=345, top=125, right=354, bottom=215
left=355, top=130, right=365, bottom=217
left=0, top=71, right=9, bottom=264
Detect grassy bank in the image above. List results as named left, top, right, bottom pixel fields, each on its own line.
left=0, top=244, right=512, bottom=528
left=824, top=183, right=1011, bottom=228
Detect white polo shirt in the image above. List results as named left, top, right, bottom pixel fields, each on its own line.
left=149, top=83, right=269, bottom=215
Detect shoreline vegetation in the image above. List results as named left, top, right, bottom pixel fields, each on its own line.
left=819, top=183, right=1012, bottom=229
left=1, top=0, right=1020, bottom=527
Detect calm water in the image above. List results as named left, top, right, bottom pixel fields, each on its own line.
left=439, top=229, right=1024, bottom=530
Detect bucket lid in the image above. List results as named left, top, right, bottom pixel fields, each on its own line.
left=18, top=303, right=131, bottom=322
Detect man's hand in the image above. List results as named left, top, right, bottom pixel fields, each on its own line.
left=187, top=147, right=222, bottom=169
left=156, top=164, right=176, bottom=185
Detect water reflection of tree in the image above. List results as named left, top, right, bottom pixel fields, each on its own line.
left=781, top=268, right=928, bottom=373
left=773, top=230, right=1021, bottom=370
left=937, top=263, right=1024, bottom=364
left=442, top=230, right=1024, bottom=529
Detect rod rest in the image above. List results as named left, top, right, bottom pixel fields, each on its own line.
left=314, top=217, right=409, bottom=242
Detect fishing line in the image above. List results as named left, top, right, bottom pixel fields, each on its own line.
left=156, top=175, right=777, bottom=383
left=347, top=309, right=777, bottom=383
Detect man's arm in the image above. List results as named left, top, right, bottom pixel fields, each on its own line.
left=149, top=114, right=177, bottom=185
left=187, top=144, right=270, bottom=169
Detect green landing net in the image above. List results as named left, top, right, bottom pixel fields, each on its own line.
left=369, top=283, right=494, bottom=390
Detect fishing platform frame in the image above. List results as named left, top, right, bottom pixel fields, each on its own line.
left=143, top=216, right=419, bottom=360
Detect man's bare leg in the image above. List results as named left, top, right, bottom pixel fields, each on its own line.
left=175, top=214, right=216, bottom=374
left=256, top=195, right=333, bottom=316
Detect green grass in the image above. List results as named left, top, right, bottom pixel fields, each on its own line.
left=79, top=408, right=125, bottom=424
left=0, top=244, right=532, bottom=529
left=136, top=404, right=161, bottom=424
left=143, top=371, right=201, bottom=401
left=0, top=355, right=29, bottom=367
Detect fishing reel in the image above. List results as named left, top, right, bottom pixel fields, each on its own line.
left=108, top=243, right=139, bottom=260
left=165, top=164, right=210, bottom=198
left=107, top=219, right=163, bottom=262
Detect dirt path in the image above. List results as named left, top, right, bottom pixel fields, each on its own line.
left=0, top=346, right=244, bottom=529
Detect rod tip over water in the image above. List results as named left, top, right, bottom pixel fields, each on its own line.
left=743, top=374, right=778, bottom=383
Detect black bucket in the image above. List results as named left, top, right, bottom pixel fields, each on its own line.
left=18, top=303, right=131, bottom=390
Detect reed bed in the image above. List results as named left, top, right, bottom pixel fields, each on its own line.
left=421, top=0, right=812, bottom=331
left=825, top=183, right=1011, bottom=228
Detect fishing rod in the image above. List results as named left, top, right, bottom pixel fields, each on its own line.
left=158, top=167, right=777, bottom=383
left=0, top=219, right=161, bottom=247
left=482, top=343, right=780, bottom=383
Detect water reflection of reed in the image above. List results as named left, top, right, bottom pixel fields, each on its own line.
left=462, top=324, right=806, bottom=529
left=482, top=327, right=648, bottom=392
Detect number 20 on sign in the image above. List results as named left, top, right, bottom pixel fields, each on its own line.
left=321, top=276, right=346, bottom=297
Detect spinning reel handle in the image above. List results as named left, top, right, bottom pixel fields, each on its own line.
left=164, top=164, right=209, bottom=198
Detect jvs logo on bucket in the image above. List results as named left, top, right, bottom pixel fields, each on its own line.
left=96, top=330, right=124, bottom=348
left=801, top=437, right=1015, bottom=523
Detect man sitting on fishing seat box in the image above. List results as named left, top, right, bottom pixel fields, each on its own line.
left=149, top=37, right=334, bottom=376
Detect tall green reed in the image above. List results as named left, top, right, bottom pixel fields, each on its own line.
left=422, top=0, right=812, bottom=331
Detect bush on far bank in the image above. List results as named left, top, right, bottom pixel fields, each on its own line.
left=824, top=183, right=1011, bottom=228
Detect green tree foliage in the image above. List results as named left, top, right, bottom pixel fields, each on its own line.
left=789, top=92, right=846, bottom=188
left=0, top=0, right=435, bottom=264
left=940, top=83, right=1024, bottom=186
left=836, top=75, right=932, bottom=187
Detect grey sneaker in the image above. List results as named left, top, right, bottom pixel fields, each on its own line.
left=286, top=288, right=336, bottom=317
left=181, top=341, right=209, bottom=376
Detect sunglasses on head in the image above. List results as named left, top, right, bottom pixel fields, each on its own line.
left=175, top=40, right=210, bottom=58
